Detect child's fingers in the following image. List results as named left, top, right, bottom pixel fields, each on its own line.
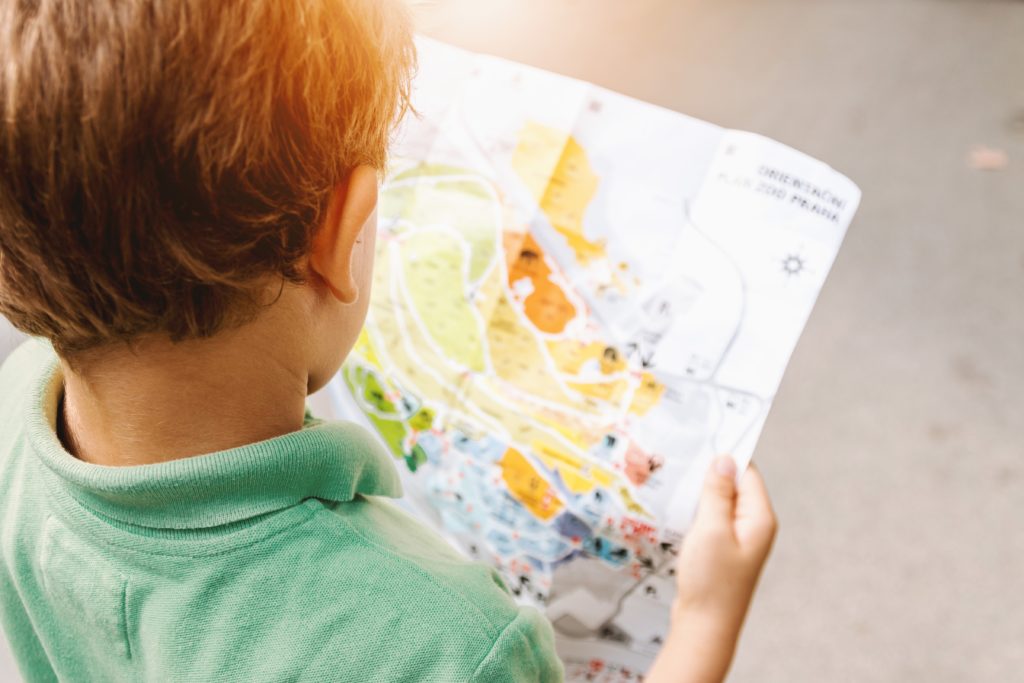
left=734, top=463, right=777, bottom=551
left=695, top=454, right=738, bottom=529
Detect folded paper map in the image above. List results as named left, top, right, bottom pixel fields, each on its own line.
left=327, top=37, right=861, bottom=680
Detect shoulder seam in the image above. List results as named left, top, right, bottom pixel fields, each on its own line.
left=468, top=609, right=543, bottom=683
left=317, top=506, right=507, bottom=641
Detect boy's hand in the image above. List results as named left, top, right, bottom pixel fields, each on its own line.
left=674, top=455, right=776, bottom=632
left=647, top=456, right=777, bottom=683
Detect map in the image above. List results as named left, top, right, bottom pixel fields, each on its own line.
left=328, top=38, right=861, bottom=679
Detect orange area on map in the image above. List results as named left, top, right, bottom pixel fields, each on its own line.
left=512, top=122, right=606, bottom=265
left=500, top=447, right=564, bottom=521
left=507, top=233, right=576, bottom=334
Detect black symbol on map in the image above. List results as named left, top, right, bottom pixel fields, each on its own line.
left=625, top=341, right=656, bottom=369
left=519, top=248, right=539, bottom=262
left=781, top=253, right=807, bottom=277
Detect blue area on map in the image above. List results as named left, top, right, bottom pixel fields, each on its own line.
left=554, top=512, right=593, bottom=541
left=414, top=432, right=446, bottom=465
left=411, top=426, right=640, bottom=586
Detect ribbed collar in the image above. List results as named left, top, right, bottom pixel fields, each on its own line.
left=25, top=351, right=401, bottom=530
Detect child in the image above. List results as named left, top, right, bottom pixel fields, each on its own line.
left=0, top=0, right=775, bottom=680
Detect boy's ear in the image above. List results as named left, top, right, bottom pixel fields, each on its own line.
left=310, top=165, right=378, bottom=304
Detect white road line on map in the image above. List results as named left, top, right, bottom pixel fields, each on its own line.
left=461, top=380, right=593, bottom=459
left=360, top=271, right=509, bottom=443
left=362, top=306, right=511, bottom=443
left=387, top=237, right=465, bottom=376
left=381, top=168, right=658, bottom=477
left=382, top=162, right=769, bottom=483
left=384, top=172, right=504, bottom=375
left=382, top=253, right=513, bottom=441
left=374, top=229, right=514, bottom=439
left=394, top=225, right=496, bottom=376
left=385, top=169, right=612, bottom=429
left=379, top=161, right=769, bottom=530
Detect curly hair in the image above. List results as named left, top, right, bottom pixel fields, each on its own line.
left=0, top=0, right=415, bottom=354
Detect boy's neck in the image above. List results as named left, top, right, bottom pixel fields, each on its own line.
left=59, top=316, right=311, bottom=467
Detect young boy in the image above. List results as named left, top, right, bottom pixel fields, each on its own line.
left=0, top=1, right=775, bottom=681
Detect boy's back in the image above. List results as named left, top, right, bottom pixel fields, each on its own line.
left=0, top=1, right=566, bottom=678
left=0, top=0, right=777, bottom=680
left=0, top=341, right=559, bottom=681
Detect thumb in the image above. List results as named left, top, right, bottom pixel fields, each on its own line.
left=695, top=455, right=738, bottom=526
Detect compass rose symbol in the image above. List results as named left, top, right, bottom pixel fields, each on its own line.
left=781, top=253, right=806, bottom=277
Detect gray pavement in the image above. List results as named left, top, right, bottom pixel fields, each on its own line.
left=2, top=1, right=1022, bottom=681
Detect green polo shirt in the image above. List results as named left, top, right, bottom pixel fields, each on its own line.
left=0, top=340, right=563, bottom=682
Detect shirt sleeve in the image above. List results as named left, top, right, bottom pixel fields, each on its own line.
left=470, top=607, right=564, bottom=682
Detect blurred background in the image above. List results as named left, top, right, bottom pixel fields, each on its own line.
left=2, top=0, right=1022, bottom=681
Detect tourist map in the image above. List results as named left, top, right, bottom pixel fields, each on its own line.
left=327, top=38, right=861, bottom=679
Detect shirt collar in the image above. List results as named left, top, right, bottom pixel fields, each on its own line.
left=26, top=351, right=402, bottom=530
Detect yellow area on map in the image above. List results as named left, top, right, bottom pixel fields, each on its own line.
left=353, top=329, right=382, bottom=370
left=382, top=177, right=498, bottom=283
left=367, top=232, right=476, bottom=418
left=618, top=486, right=651, bottom=517
left=567, top=379, right=628, bottom=404
left=362, top=158, right=666, bottom=534
left=531, top=410, right=601, bottom=451
left=500, top=447, right=564, bottom=521
left=531, top=441, right=616, bottom=495
left=628, top=372, right=666, bottom=417
left=545, top=339, right=629, bottom=402
left=546, top=340, right=625, bottom=376
left=512, top=121, right=607, bottom=265
left=400, top=230, right=486, bottom=373
left=486, top=292, right=574, bottom=405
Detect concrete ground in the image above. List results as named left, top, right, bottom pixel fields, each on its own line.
left=2, top=0, right=1022, bottom=681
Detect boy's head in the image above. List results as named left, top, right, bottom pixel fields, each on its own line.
left=0, top=0, right=414, bottom=382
